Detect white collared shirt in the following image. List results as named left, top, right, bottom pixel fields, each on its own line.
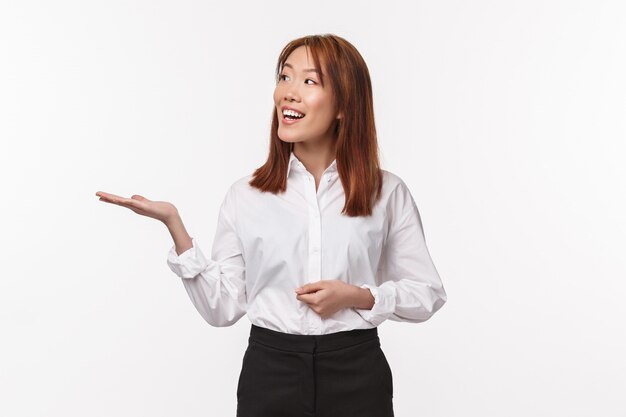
left=166, top=151, right=447, bottom=335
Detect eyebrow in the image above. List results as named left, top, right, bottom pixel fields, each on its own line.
left=283, top=62, right=320, bottom=73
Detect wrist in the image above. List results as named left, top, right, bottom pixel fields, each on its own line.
left=350, top=285, right=375, bottom=310
left=164, top=211, right=182, bottom=228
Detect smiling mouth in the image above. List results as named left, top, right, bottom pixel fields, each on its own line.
left=281, top=107, right=306, bottom=120
left=283, top=114, right=305, bottom=121
left=281, top=111, right=306, bottom=124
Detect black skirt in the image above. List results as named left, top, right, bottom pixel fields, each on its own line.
left=236, top=323, right=394, bottom=417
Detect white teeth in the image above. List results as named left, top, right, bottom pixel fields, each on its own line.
left=283, top=109, right=305, bottom=118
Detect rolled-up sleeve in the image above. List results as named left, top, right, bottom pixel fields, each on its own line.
left=355, top=180, right=447, bottom=326
left=166, top=186, right=246, bottom=327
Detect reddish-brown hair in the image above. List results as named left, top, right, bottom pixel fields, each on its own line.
left=248, top=34, right=383, bottom=217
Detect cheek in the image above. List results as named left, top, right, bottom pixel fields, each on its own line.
left=307, top=93, right=334, bottom=117
left=273, top=87, right=281, bottom=104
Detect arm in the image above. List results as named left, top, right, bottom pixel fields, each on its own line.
left=165, top=214, right=193, bottom=256
left=165, top=186, right=246, bottom=327
left=354, top=181, right=447, bottom=326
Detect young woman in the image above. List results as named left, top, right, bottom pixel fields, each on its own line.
left=96, top=34, right=447, bottom=417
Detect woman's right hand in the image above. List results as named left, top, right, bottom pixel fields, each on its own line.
left=95, top=191, right=179, bottom=225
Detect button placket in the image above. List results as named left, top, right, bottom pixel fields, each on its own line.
left=307, top=200, right=321, bottom=282
left=301, top=172, right=323, bottom=331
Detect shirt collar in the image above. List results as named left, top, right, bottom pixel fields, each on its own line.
left=286, top=151, right=337, bottom=178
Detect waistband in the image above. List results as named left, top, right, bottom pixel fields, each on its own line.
left=248, top=324, right=379, bottom=354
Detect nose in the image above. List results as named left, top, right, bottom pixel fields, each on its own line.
left=284, top=82, right=300, bottom=102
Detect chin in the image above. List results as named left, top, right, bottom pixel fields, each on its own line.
left=277, top=130, right=298, bottom=143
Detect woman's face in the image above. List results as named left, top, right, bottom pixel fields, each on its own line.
left=273, top=45, right=340, bottom=146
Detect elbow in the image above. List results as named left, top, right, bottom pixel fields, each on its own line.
left=203, top=312, right=245, bottom=327
left=197, top=304, right=247, bottom=327
left=422, top=287, right=447, bottom=321
left=182, top=275, right=247, bottom=327
left=394, top=287, right=447, bottom=323
left=199, top=292, right=247, bottom=327
left=421, top=283, right=447, bottom=320
left=428, top=293, right=447, bottom=319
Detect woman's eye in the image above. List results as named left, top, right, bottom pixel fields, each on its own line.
left=279, top=74, right=315, bottom=85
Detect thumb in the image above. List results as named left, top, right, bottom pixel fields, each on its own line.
left=131, top=194, right=149, bottom=201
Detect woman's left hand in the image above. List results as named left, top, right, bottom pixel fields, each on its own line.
left=295, top=280, right=357, bottom=319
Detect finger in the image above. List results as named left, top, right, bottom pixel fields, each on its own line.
left=99, top=196, right=145, bottom=212
left=117, top=200, right=145, bottom=211
left=96, top=191, right=124, bottom=200
left=296, top=286, right=321, bottom=294
left=102, top=199, right=149, bottom=217
left=127, top=206, right=148, bottom=215
left=98, top=194, right=124, bottom=204
left=97, top=191, right=143, bottom=207
left=100, top=194, right=138, bottom=206
left=296, top=293, right=317, bottom=304
left=130, top=194, right=150, bottom=202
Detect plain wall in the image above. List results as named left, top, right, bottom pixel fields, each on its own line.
left=1, top=0, right=624, bottom=416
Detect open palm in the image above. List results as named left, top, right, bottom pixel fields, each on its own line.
left=95, top=191, right=177, bottom=224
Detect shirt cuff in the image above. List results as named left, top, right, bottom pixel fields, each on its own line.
left=354, top=284, right=397, bottom=327
left=166, top=237, right=209, bottom=279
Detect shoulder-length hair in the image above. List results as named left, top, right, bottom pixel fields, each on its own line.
left=248, top=34, right=383, bottom=217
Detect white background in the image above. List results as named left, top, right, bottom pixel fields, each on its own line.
left=1, top=1, right=625, bottom=416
